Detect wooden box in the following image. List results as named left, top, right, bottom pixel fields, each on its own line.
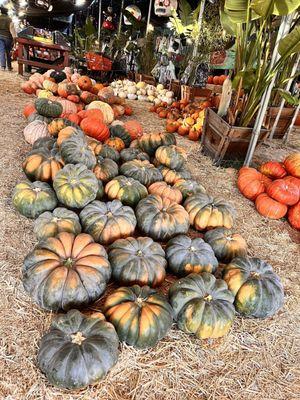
left=264, top=107, right=295, bottom=138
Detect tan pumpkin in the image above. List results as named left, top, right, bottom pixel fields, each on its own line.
left=24, top=121, right=49, bottom=145
left=86, top=101, right=114, bottom=124
left=148, top=181, right=183, bottom=204
left=57, top=126, right=84, bottom=147
left=42, top=79, right=58, bottom=94
left=54, top=98, right=78, bottom=114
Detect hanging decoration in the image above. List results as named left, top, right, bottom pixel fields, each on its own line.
left=102, top=5, right=116, bottom=30
left=154, top=0, right=178, bottom=17
left=123, top=5, right=142, bottom=26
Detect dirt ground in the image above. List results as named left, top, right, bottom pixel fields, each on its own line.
left=0, top=67, right=299, bottom=400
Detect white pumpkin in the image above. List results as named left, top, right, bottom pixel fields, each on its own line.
left=166, top=91, right=174, bottom=98
left=156, top=84, right=164, bottom=91
left=86, top=101, right=114, bottom=124
left=148, top=95, right=155, bottom=102
left=153, top=98, right=161, bottom=105
left=136, top=81, right=147, bottom=89
left=163, top=97, right=173, bottom=105
left=127, top=93, right=137, bottom=100
left=127, top=86, right=137, bottom=95
left=138, top=95, right=148, bottom=101
left=147, top=89, right=155, bottom=96
left=24, top=121, right=49, bottom=145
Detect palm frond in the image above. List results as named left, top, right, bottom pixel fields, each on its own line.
left=178, top=0, right=193, bottom=26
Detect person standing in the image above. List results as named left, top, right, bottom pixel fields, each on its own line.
left=0, top=7, right=16, bottom=71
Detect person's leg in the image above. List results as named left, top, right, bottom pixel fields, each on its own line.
left=4, top=38, right=13, bottom=70
left=0, top=39, right=6, bottom=69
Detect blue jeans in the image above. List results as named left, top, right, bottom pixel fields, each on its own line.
left=0, top=36, right=12, bottom=69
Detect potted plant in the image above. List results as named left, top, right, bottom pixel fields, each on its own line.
left=202, top=0, right=300, bottom=164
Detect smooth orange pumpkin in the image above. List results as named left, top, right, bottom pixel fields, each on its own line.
left=90, top=83, right=104, bottom=94
left=255, top=193, right=288, bottom=219
left=238, top=168, right=271, bottom=201
left=123, top=120, right=143, bottom=140
left=23, top=103, right=36, bottom=119
left=283, top=176, right=300, bottom=191
left=260, top=161, right=287, bottom=179
left=166, top=121, right=179, bottom=133
left=65, top=113, right=81, bottom=125
left=267, top=179, right=299, bottom=206
left=178, top=125, right=189, bottom=136
left=21, top=81, right=36, bottom=95
left=78, top=109, right=104, bottom=122
left=188, top=127, right=202, bottom=141
left=124, top=106, right=133, bottom=116
left=287, top=202, right=300, bottom=230
left=80, top=118, right=110, bottom=142
left=284, top=153, right=300, bottom=178
left=78, top=75, right=93, bottom=91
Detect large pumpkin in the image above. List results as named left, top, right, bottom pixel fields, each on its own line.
left=105, top=176, right=148, bottom=208
left=12, top=180, right=57, bottom=219
left=60, top=135, right=96, bottom=169
left=38, top=309, right=119, bottom=389
left=169, top=272, right=235, bottom=339
left=136, top=194, right=190, bottom=241
left=23, top=232, right=111, bottom=311
left=138, top=132, right=176, bottom=156
left=259, top=161, right=287, bottom=179
left=57, top=126, right=85, bottom=147
left=96, top=144, right=120, bottom=162
left=53, top=164, right=98, bottom=209
left=184, top=193, right=236, bottom=230
left=80, top=118, right=110, bottom=142
left=123, top=120, right=143, bottom=140
left=108, top=237, right=166, bottom=287
left=23, top=120, right=49, bottom=145
left=255, top=193, right=288, bottom=219
left=148, top=181, right=183, bottom=204
left=267, top=178, right=299, bottom=206
left=93, top=156, right=118, bottom=183
left=173, top=178, right=206, bottom=200
left=78, top=109, right=104, bottom=122
left=166, top=235, right=218, bottom=276
left=283, top=153, right=300, bottom=178
left=158, top=165, right=192, bottom=184
left=109, top=125, right=131, bottom=147
left=22, top=147, right=64, bottom=183
left=120, top=148, right=149, bottom=163
left=55, top=98, right=78, bottom=114
left=86, top=101, right=114, bottom=125
left=35, top=98, right=63, bottom=118
left=80, top=200, right=137, bottom=245
left=287, top=202, right=300, bottom=230
left=120, top=160, right=163, bottom=187
left=155, top=145, right=187, bottom=170
left=204, top=227, right=248, bottom=263
left=32, top=136, right=56, bottom=151
left=34, top=207, right=81, bottom=240
left=237, top=168, right=271, bottom=200
left=223, top=257, right=284, bottom=318
left=104, top=285, right=173, bottom=349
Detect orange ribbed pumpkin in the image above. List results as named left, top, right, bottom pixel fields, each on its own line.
left=260, top=161, right=287, bottom=179
left=123, top=120, right=143, bottom=140
left=287, top=202, right=300, bottom=230
left=237, top=168, right=271, bottom=201
left=23, top=102, right=36, bottom=119
left=255, top=193, right=288, bottom=219
left=80, top=118, right=110, bottom=142
left=283, top=176, right=300, bottom=191
left=267, top=179, right=299, bottom=206
left=284, top=153, right=300, bottom=178
left=78, top=109, right=104, bottom=122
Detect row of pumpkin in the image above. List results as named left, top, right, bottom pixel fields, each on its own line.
left=14, top=74, right=284, bottom=390
left=237, top=158, right=300, bottom=230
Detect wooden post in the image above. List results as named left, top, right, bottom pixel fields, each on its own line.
left=146, top=0, right=154, bottom=35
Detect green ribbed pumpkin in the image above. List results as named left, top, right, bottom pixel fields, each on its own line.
left=158, top=165, right=192, bottom=185
left=108, top=237, right=166, bottom=287
left=53, top=164, right=98, bottom=209
left=104, top=285, right=173, bottom=348
left=165, top=235, right=218, bottom=276
left=38, top=310, right=119, bottom=389
left=35, top=98, right=63, bottom=118
left=105, top=175, right=148, bottom=207
left=109, top=125, right=131, bottom=147
left=138, top=132, right=176, bottom=156
left=12, top=180, right=57, bottom=219
left=223, top=257, right=284, bottom=318
left=120, top=148, right=150, bottom=163
left=173, top=179, right=206, bottom=200
left=93, top=156, right=119, bottom=183
left=97, top=144, right=120, bottom=163
left=169, top=272, right=235, bottom=339
left=155, top=145, right=187, bottom=170
left=120, top=159, right=163, bottom=187
left=60, top=136, right=96, bottom=169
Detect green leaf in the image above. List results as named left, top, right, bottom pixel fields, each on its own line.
left=224, top=0, right=261, bottom=22
left=277, top=89, right=300, bottom=105
left=278, top=25, right=300, bottom=56
left=178, top=0, right=193, bottom=26
left=232, top=69, right=257, bottom=91
left=220, top=8, right=237, bottom=36
left=251, top=0, right=300, bottom=16
left=85, top=17, right=96, bottom=36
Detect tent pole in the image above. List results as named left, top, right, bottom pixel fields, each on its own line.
left=192, top=0, right=206, bottom=58
left=146, top=0, right=154, bottom=35
left=283, top=103, right=300, bottom=143
left=117, top=0, right=125, bottom=38
left=243, top=14, right=294, bottom=166
left=269, top=52, right=300, bottom=140
left=98, top=0, right=102, bottom=42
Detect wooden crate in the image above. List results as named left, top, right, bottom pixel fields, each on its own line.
left=169, top=80, right=181, bottom=99
left=206, top=83, right=223, bottom=94
left=181, top=85, right=211, bottom=102
left=135, top=73, right=156, bottom=86
left=264, top=107, right=295, bottom=138
left=201, top=108, right=269, bottom=165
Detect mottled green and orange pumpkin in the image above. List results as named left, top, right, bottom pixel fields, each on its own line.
left=120, top=148, right=150, bottom=163
left=12, top=180, right=57, bottom=219
left=136, top=194, right=189, bottom=241
left=60, top=135, right=96, bottom=169
left=223, top=257, right=284, bottom=318
left=173, top=179, right=206, bottom=200
left=120, top=160, right=163, bottom=187
left=35, top=98, right=63, bottom=118
left=148, top=181, right=183, bottom=204
left=38, top=309, right=119, bottom=389
left=204, top=228, right=247, bottom=263
left=184, top=193, right=236, bottom=231
left=80, top=200, right=137, bottom=245
left=108, top=237, right=166, bottom=287
left=96, top=144, right=120, bottom=163
left=138, top=132, right=176, bottom=156
left=109, top=125, right=131, bottom=147
left=105, top=137, right=125, bottom=152
left=57, top=126, right=85, bottom=147
left=104, top=285, right=173, bottom=348
left=23, top=232, right=111, bottom=311
left=93, top=156, right=119, bottom=183
left=155, top=145, right=187, bottom=170
left=34, top=207, right=81, bottom=240
left=166, top=235, right=218, bottom=276
left=105, top=176, right=148, bottom=208
left=48, top=118, right=76, bottom=137
left=169, top=272, right=235, bottom=339
left=53, top=164, right=98, bottom=209
left=22, top=147, right=64, bottom=183
left=158, top=165, right=192, bottom=185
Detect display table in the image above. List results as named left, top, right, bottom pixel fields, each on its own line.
left=17, top=37, right=70, bottom=75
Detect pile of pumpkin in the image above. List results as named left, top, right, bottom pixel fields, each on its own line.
left=12, top=80, right=285, bottom=390
left=207, top=75, right=228, bottom=86
left=149, top=98, right=213, bottom=141
left=237, top=155, right=300, bottom=230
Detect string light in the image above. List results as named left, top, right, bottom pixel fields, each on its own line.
left=75, top=0, right=86, bottom=6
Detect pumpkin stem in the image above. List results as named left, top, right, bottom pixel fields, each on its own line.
left=250, top=271, right=260, bottom=279
left=203, top=294, right=213, bottom=302
left=64, top=257, right=74, bottom=267
left=137, top=250, right=143, bottom=257
left=71, top=332, right=86, bottom=345
left=189, top=246, right=196, bottom=252
left=33, top=188, right=42, bottom=193
left=135, top=297, right=146, bottom=306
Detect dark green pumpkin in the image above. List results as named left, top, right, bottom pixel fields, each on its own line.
left=80, top=200, right=137, bottom=245
left=104, top=285, right=173, bottom=348
left=32, top=136, right=57, bottom=150
left=23, top=232, right=111, bottom=311
left=35, top=98, right=63, bottom=118
left=108, top=237, right=166, bottom=287
left=28, top=112, right=51, bottom=124
left=223, top=257, right=284, bottom=318
left=204, top=228, right=248, bottom=263
left=93, top=156, right=118, bottom=183
left=173, top=179, right=206, bottom=200
left=158, top=165, right=192, bottom=185
left=50, top=70, right=67, bottom=83
left=120, top=159, right=163, bottom=187
left=97, top=144, right=120, bottom=163
left=60, top=135, right=96, bottom=169
left=138, top=132, right=176, bottom=156
left=105, top=175, right=148, bottom=207
left=110, top=125, right=131, bottom=147
left=12, top=180, right=57, bottom=219
left=38, top=309, right=119, bottom=389
left=169, top=272, right=235, bottom=339
left=120, top=148, right=150, bottom=163
left=96, top=179, right=104, bottom=200
left=155, top=145, right=187, bottom=170
left=165, top=235, right=218, bottom=276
